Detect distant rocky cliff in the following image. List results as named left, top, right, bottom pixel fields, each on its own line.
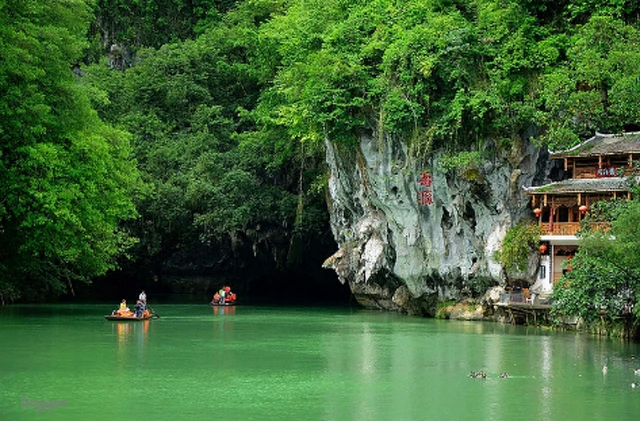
left=322, top=130, right=547, bottom=315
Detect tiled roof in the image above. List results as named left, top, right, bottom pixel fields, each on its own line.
left=523, top=177, right=631, bottom=195
left=551, top=131, right=640, bottom=158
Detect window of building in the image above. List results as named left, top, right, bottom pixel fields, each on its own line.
left=557, top=206, right=569, bottom=223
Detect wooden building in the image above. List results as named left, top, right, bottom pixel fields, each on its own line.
left=523, top=132, right=640, bottom=292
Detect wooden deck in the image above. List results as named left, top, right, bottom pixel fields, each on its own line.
left=494, top=302, right=553, bottom=326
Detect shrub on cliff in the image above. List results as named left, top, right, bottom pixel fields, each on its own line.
left=494, top=222, right=543, bottom=274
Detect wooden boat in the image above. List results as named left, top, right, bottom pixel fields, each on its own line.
left=104, top=314, right=154, bottom=321
left=211, top=289, right=237, bottom=306
left=210, top=301, right=237, bottom=307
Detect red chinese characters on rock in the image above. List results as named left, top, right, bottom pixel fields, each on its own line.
left=418, top=171, right=433, bottom=188
left=418, top=190, right=434, bottom=206
left=417, top=171, right=434, bottom=206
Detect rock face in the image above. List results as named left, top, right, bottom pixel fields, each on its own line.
left=322, top=130, right=547, bottom=316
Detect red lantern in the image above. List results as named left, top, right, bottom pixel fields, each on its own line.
left=539, top=244, right=547, bottom=254
left=579, top=205, right=588, bottom=214
left=533, top=208, right=542, bottom=217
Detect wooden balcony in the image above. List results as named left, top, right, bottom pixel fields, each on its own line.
left=539, top=222, right=609, bottom=235
left=540, top=222, right=581, bottom=236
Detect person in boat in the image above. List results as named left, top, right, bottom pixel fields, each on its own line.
left=139, top=290, right=147, bottom=305
left=117, top=299, right=132, bottom=317
left=134, top=300, right=145, bottom=318
left=212, top=291, right=221, bottom=304
left=218, top=288, right=226, bottom=304
left=224, top=286, right=236, bottom=304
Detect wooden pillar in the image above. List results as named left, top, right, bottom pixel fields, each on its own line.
left=599, top=155, right=602, bottom=168
left=551, top=243, right=555, bottom=285
left=549, top=196, right=554, bottom=231
left=569, top=205, right=573, bottom=223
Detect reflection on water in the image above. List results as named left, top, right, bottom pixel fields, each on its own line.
left=114, top=320, right=149, bottom=371
left=540, top=336, right=552, bottom=420
left=212, top=305, right=236, bottom=340
left=212, top=305, right=236, bottom=316
left=114, top=320, right=149, bottom=347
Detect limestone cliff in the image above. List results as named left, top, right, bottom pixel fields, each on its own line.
left=322, top=131, right=547, bottom=315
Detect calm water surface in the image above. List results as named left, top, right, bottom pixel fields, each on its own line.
left=1, top=304, right=640, bottom=420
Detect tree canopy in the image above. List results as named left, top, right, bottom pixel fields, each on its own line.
left=0, top=0, right=143, bottom=302
left=256, top=0, right=640, bottom=153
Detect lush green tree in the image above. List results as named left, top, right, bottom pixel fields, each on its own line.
left=0, top=0, right=143, bottom=302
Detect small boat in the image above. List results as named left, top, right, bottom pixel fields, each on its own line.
left=211, top=288, right=237, bottom=306
left=104, top=313, right=154, bottom=321
left=210, top=301, right=237, bottom=307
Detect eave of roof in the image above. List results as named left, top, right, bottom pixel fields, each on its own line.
left=523, top=177, right=631, bottom=195
left=550, top=131, right=640, bottom=159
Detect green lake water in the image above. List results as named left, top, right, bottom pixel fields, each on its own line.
left=1, top=304, right=640, bottom=421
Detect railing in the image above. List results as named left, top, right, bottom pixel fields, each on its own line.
left=539, top=222, right=609, bottom=235
left=540, top=222, right=581, bottom=235
left=499, top=291, right=551, bottom=306
left=500, top=292, right=524, bottom=303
